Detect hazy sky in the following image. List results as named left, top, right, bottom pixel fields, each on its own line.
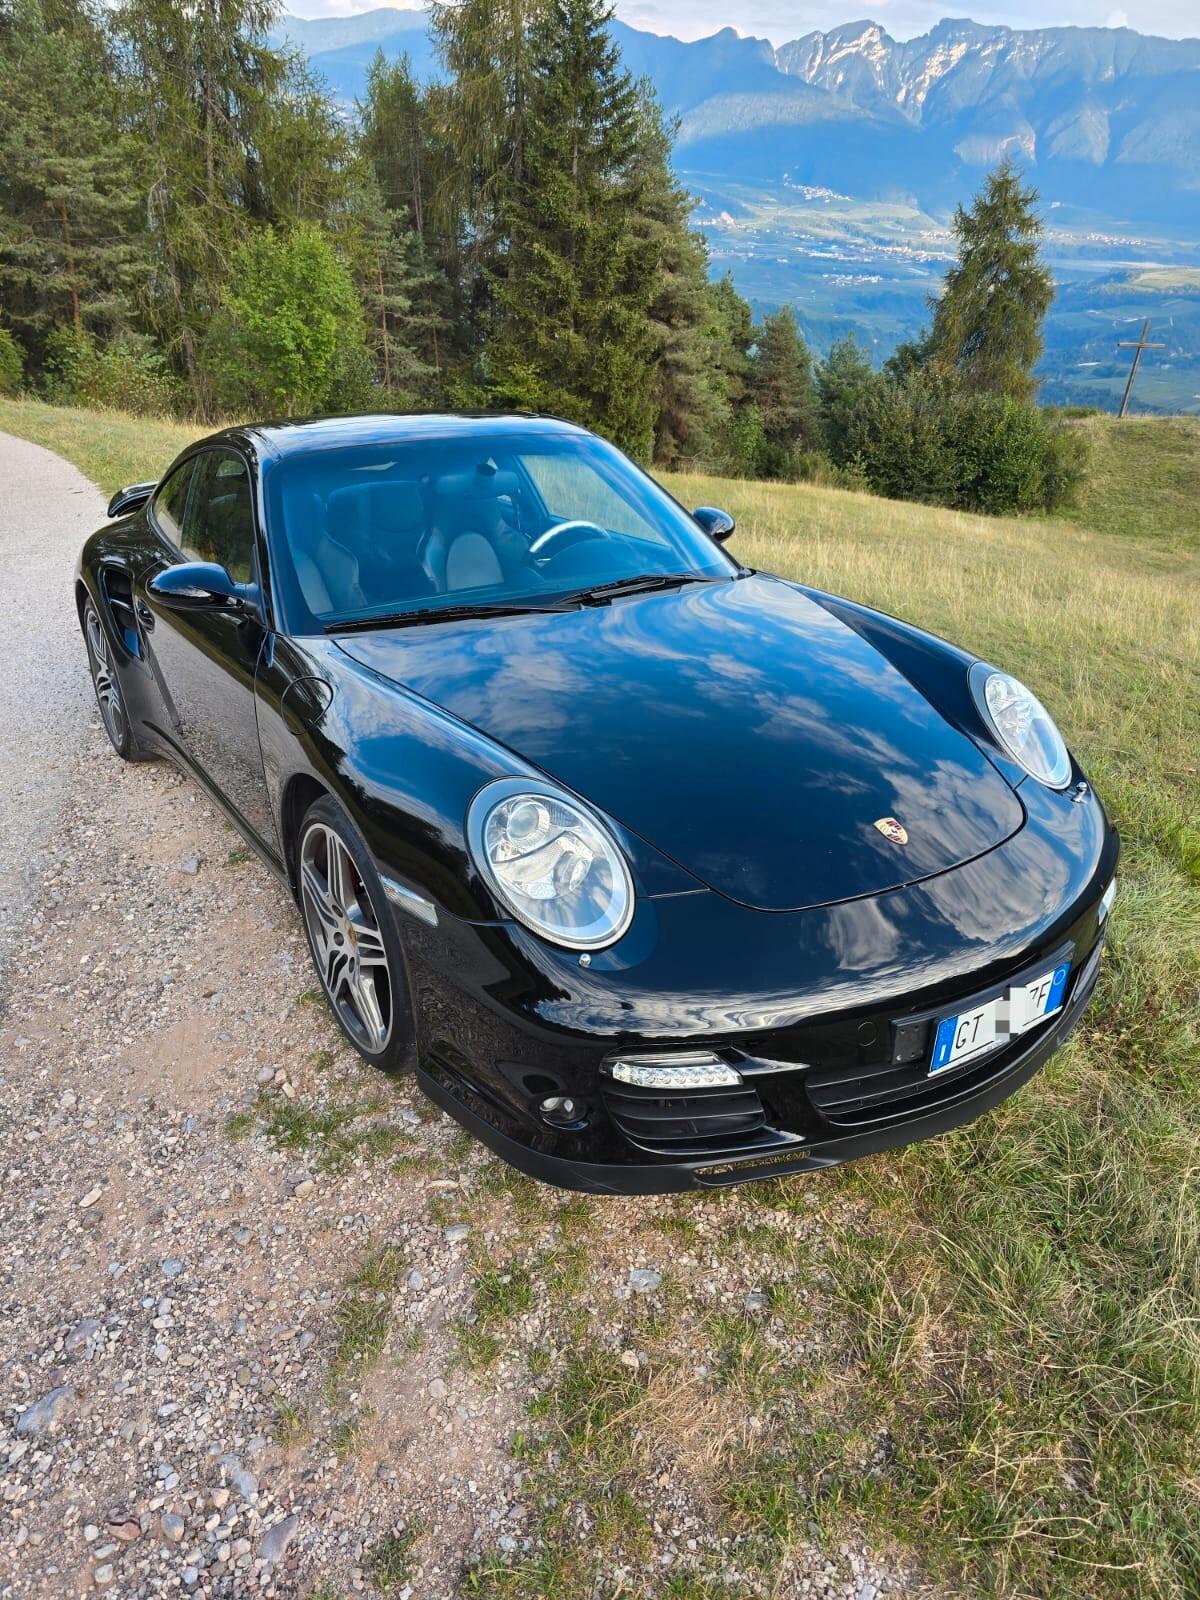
left=285, top=0, right=1199, bottom=43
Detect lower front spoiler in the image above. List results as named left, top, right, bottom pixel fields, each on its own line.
left=416, top=943, right=1103, bottom=1196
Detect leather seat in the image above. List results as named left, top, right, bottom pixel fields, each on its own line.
left=425, top=471, right=522, bottom=592
left=291, top=493, right=367, bottom=615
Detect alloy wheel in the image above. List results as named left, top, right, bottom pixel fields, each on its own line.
left=85, top=604, right=126, bottom=750
left=299, top=822, right=393, bottom=1053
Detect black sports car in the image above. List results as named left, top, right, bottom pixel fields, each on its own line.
left=77, top=414, right=1117, bottom=1194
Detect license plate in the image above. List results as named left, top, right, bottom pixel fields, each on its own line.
left=930, top=962, right=1071, bottom=1075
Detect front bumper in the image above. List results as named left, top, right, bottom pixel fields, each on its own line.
left=395, top=779, right=1116, bottom=1195
left=416, top=927, right=1107, bottom=1193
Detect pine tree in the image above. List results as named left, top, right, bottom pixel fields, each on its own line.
left=926, top=159, right=1053, bottom=402
left=818, top=333, right=876, bottom=465
left=750, top=306, right=820, bottom=464
left=483, top=0, right=659, bottom=455
left=354, top=184, right=444, bottom=404
left=111, top=0, right=301, bottom=409
left=429, top=0, right=546, bottom=313
left=358, top=52, right=456, bottom=394
left=631, top=89, right=729, bottom=467
left=0, top=0, right=147, bottom=366
left=709, top=272, right=754, bottom=410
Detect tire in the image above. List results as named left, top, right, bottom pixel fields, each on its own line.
left=82, top=598, right=145, bottom=761
left=296, top=794, right=417, bottom=1073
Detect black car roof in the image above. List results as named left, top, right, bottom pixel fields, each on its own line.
left=200, top=411, right=593, bottom=464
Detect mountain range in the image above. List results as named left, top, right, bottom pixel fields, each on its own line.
left=273, top=8, right=1200, bottom=411
left=275, top=9, right=1200, bottom=220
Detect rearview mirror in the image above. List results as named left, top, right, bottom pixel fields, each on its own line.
left=693, top=506, right=736, bottom=543
left=148, top=561, right=247, bottom=612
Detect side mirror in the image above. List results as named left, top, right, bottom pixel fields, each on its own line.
left=107, top=480, right=157, bottom=518
left=148, top=561, right=247, bottom=612
left=693, top=506, right=736, bottom=544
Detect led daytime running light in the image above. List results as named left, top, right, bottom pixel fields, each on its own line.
left=609, top=1053, right=742, bottom=1090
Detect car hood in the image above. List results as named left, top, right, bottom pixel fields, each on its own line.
left=335, top=575, right=1024, bottom=912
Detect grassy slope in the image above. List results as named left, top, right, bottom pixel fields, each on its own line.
left=1059, top=415, right=1200, bottom=551
left=5, top=397, right=1200, bottom=1597
left=0, top=397, right=204, bottom=495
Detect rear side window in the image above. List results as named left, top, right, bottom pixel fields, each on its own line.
left=182, top=451, right=256, bottom=583
left=152, top=459, right=195, bottom=544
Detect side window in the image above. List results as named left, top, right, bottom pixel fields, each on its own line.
left=181, top=451, right=256, bottom=583
left=152, top=459, right=196, bottom=544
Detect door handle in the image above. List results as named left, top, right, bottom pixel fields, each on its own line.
left=136, top=600, right=155, bottom=631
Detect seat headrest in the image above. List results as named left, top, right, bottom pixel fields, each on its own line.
left=435, top=465, right=522, bottom=502
left=371, top=481, right=424, bottom=536
left=326, top=484, right=370, bottom=544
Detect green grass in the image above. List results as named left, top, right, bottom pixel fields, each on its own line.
left=225, top=1091, right=410, bottom=1174
left=365, top=1526, right=424, bottom=1592
left=327, top=1241, right=407, bottom=1398
left=6, top=397, right=1200, bottom=1597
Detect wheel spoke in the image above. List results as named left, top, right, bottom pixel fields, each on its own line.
left=300, top=858, right=338, bottom=930
left=326, top=837, right=357, bottom=918
left=348, top=914, right=387, bottom=968
left=349, top=968, right=388, bottom=1050
left=86, top=608, right=123, bottom=746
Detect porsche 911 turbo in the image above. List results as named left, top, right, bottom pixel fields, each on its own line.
left=77, top=413, right=1118, bottom=1193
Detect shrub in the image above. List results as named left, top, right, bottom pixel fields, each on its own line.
left=844, top=373, right=961, bottom=506
left=944, top=389, right=1053, bottom=514
left=726, top=402, right=767, bottom=479
left=0, top=327, right=23, bottom=396
left=792, top=449, right=870, bottom=492
left=43, top=328, right=181, bottom=416
left=203, top=223, right=372, bottom=418
left=844, top=372, right=1089, bottom=515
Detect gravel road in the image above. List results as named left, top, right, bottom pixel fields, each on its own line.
left=0, top=437, right=921, bottom=1599
left=0, top=432, right=102, bottom=975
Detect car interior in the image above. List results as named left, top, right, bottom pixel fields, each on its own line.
left=278, top=452, right=660, bottom=623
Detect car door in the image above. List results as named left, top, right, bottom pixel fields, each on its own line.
left=140, top=447, right=279, bottom=856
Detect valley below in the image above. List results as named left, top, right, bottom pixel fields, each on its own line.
left=690, top=175, right=1200, bottom=412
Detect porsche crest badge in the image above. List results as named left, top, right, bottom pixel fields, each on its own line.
left=873, top=816, right=909, bottom=846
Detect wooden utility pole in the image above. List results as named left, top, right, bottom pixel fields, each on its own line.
left=1117, top=318, right=1164, bottom=418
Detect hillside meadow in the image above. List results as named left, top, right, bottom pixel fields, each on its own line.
left=3, top=395, right=1199, bottom=1597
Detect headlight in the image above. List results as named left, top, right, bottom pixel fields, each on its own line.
left=467, top=778, right=635, bottom=950
left=970, top=664, right=1072, bottom=789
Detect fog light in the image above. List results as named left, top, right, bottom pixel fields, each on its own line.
left=1099, top=877, right=1117, bottom=924
left=609, top=1052, right=742, bottom=1090
left=539, top=1094, right=584, bottom=1128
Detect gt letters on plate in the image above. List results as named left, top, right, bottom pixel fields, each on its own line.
left=930, top=962, right=1071, bottom=1075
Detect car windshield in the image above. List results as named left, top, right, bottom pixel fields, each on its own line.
left=263, top=428, right=738, bottom=633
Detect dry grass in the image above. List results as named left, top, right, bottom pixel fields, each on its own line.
left=0, top=395, right=205, bottom=494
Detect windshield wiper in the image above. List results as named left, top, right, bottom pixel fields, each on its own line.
left=571, top=572, right=722, bottom=606
left=325, top=597, right=582, bottom=634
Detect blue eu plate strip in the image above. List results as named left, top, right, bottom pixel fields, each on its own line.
left=932, top=1017, right=957, bottom=1072
left=1045, top=963, right=1071, bottom=1015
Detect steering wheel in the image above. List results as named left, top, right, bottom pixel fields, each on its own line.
left=525, top=519, right=611, bottom=564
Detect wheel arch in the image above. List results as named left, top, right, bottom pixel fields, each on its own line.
left=279, top=771, right=333, bottom=892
